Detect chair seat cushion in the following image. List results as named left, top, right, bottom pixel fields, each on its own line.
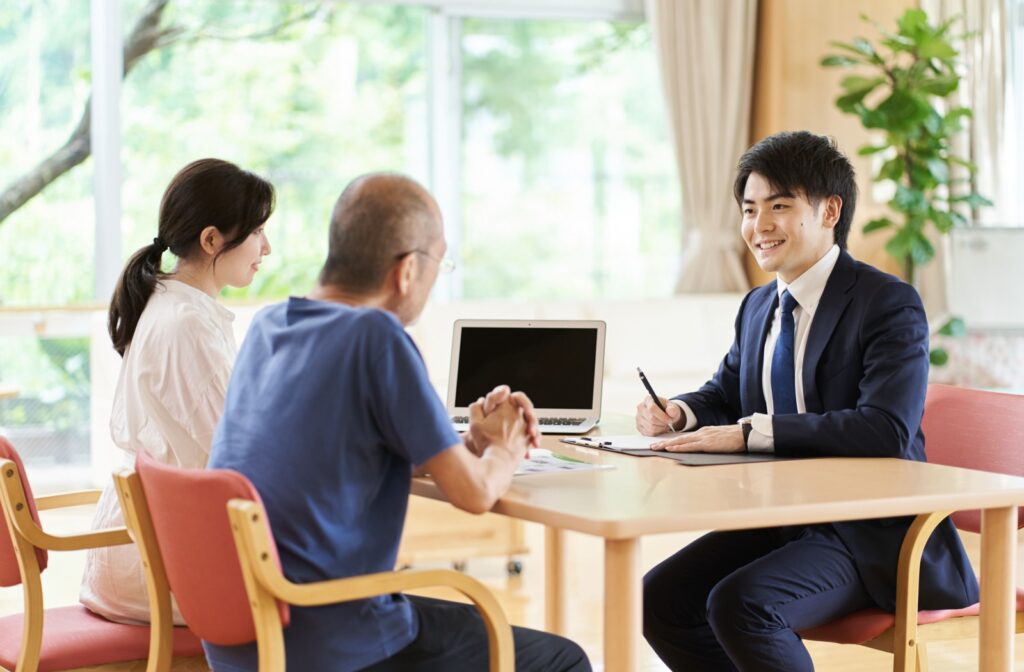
left=799, top=588, right=1024, bottom=645
left=0, top=605, right=204, bottom=671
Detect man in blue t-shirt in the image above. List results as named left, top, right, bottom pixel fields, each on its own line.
left=206, top=173, right=591, bottom=672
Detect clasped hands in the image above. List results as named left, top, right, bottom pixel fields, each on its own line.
left=465, top=384, right=541, bottom=459
left=635, top=396, right=744, bottom=454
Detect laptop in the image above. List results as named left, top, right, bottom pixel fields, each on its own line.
left=447, top=319, right=606, bottom=434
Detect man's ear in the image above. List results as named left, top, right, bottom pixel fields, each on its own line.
left=822, top=195, right=842, bottom=230
left=198, top=226, right=224, bottom=256
left=394, top=252, right=417, bottom=296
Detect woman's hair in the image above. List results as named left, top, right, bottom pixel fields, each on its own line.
left=108, top=158, right=275, bottom=356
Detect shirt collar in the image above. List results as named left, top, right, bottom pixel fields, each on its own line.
left=776, top=244, right=840, bottom=317
left=162, top=279, right=236, bottom=325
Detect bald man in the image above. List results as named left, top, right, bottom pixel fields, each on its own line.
left=206, top=174, right=591, bottom=672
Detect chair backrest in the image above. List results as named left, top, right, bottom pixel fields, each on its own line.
left=922, top=383, right=1024, bottom=532
left=134, top=452, right=289, bottom=645
left=0, top=436, right=48, bottom=586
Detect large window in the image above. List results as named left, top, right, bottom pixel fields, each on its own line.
left=121, top=1, right=431, bottom=298
left=0, top=0, right=676, bottom=470
left=459, top=19, right=678, bottom=299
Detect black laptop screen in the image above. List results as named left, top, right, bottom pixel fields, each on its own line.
left=453, top=327, right=598, bottom=409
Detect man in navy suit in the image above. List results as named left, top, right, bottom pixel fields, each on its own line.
left=636, top=131, right=979, bottom=671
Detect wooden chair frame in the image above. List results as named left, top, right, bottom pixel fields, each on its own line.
left=113, top=468, right=515, bottom=672
left=112, top=469, right=184, bottom=672
left=227, top=497, right=516, bottom=671
left=0, top=458, right=132, bottom=672
left=859, top=510, right=1024, bottom=672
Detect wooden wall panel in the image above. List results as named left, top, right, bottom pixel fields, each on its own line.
left=743, top=0, right=915, bottom=286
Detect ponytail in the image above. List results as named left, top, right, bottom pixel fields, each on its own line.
left=108, top=240, right=166, bottom=357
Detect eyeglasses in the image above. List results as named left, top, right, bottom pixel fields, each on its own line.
left=395, top=249, right=456, bottom=274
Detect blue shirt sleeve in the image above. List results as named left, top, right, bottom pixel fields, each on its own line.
left=368, top=318, right=461, bottom=466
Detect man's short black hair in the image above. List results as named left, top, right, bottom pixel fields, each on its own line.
left=733, top=131, right=857, bottom=250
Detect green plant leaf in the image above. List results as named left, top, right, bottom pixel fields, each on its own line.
left=938, top=316, right=967, bottom=337
left=893, top=184, right=928, bottom=212
left=840, top=75, right=885, bottom=94
left=897, top=8, right=929, bottom=38
left=918, top=36, right=958, bottom=60
left=878, top=156, right=905, bottom=181
left=948, top=210, right=968, bottom=226
left=873, top=89, right=933, bottom=131
left=926, top=158, right=950, bottom=183
left=885, top=226, right=916, bottom=260
left=821, top=55, right=862, bottom=67
left=863, top=217, right=893, bottom=233
left=930, top=208, right=954, bottom=233
left=929, top=347, right=949, bottom=366
left=858, top=144, right=890, bottom=156
left=920, top=74, right=959, bottom=96
left=909, top=229, right=935, bottom=264
left=951, top=193, right=994, bottom=208
left=949, top=155, right=977, bottom=171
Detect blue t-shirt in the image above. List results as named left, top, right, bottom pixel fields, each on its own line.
left=205, top=298, right=460, bottom=672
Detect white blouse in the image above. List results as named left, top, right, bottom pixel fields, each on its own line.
left=80, top=279, right=236, bottom=625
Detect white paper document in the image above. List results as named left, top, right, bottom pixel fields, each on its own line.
left=514, top=449, right=615, bottom=476
left=562, top=432, right=687, bottom=451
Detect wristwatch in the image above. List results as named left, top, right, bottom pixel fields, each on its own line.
left=738, top=417, right=753, bottom=453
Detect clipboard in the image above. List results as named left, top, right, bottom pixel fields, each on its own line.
left=559, top=436, right=792, bottom=466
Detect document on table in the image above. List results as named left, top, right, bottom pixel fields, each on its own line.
left=560, top=432, right=688, bottom=451
left=515, top=449, right=615, bottom=476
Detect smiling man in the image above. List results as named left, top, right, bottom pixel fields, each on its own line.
left=635, top=131, right=978, bottom=671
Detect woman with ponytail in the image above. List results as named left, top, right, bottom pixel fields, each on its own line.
left=80, top=158, right=274, bottom=624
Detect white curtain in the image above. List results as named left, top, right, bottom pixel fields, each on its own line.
left=644, top=0, right=757, bottom=293
left=918, top=0, right=1012, bottom=318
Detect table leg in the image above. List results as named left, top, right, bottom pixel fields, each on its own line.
left=605, top=537, right=641, bottom=672
left=980, top=506, right=1017, bottom=672
left=545, top=526, right=567, bottom=635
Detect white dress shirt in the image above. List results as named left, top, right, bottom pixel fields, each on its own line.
left=80, top=279, right=237, bottom=624
left=672, top=245, right=841, bottom=452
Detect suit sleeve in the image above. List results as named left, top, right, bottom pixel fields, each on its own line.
left=671, top=291, right=752, bottom=427
left=772, top=281, right=929, bottom=458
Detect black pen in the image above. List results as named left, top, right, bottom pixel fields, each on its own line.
left=637, top=367, right=669, bottom=415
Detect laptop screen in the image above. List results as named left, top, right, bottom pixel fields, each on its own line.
left=453, top=326, right=598, bottom=409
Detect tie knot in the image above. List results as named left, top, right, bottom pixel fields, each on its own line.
left=780, top=290, right=798, bottom=315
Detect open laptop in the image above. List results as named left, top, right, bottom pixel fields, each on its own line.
left=447, top=319, right=606, bottom=434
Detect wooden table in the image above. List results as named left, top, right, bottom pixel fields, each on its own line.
left=0, top=385, right=16, bottom=401
left=411, top=421, right=1024, bottom=671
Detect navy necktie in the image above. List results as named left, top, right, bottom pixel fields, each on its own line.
left=771, top=290, right=799, bottom=415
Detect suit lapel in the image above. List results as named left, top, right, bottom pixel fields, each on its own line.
left=802, top=251, right=858, bottom=413
left=744, top=282, right=777, bottom=415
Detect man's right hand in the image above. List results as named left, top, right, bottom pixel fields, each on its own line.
left=636, top=396, right=682, bottom=436
left=470, top=394, right=529, bottom=463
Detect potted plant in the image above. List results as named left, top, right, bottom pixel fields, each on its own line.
left=821, top=7, right=991, bottom=363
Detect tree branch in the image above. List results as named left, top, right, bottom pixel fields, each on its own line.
left=0, top=0, right=323, bottom=227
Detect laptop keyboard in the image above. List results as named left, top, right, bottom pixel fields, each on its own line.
left=450, top=416, right=586, bottom=426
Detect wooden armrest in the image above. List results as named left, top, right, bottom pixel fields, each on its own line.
left=227, top=499, right=514, bottom=672
left=35, top=489, right=103, bottom=510
left=892, top=510, right=954, bottom=672
left=0, top=459, right=132, bottom=551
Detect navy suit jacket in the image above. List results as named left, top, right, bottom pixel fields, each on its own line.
left=675, top=250, right=979, bottom=611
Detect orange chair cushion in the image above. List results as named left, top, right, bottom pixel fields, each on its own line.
left=0, top=436, right=48, bottom=586
left=0, top=605, right=204, bottom=671
left=799, top=588, right=1024, bottom=644
left=136, top=452, right=289, bottom=646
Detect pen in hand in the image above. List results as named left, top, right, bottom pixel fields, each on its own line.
left=637, top=366, right=669, bottom=415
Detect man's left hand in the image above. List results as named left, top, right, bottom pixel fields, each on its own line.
left=650, top=424, right=745, bottom=453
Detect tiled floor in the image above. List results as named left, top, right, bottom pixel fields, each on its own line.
left=3, top=501, right=1024, bottom=670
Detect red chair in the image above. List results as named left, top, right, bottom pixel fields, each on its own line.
left=120, top=452, right=514, bottom=672
left=0, top=436, right=205, bottom=672
left=799, top=384, right=1024, bottom=672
